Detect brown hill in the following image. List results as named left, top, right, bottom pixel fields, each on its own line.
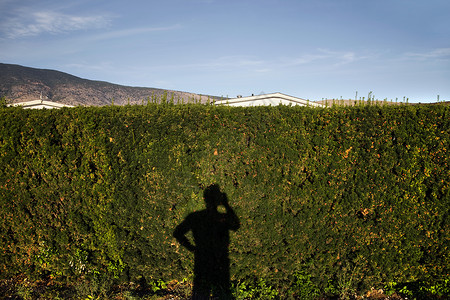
left=0, top=63, right=219, bottom=106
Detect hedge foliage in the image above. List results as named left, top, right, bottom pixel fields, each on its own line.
left=0, top=102, right=449, bottom=297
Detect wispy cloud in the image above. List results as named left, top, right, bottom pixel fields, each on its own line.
left=202, top=56, right=265, bottom=68
left=163, top=49, right=367, bottom=74
left=157, top=55, right=266, bottom=71
left=86, top=24, right=182, bottom=42
left=285, top=49, right=363, bottom=67
left=0, top=9, right=111, bottom=39
left=290, top=53, right=329, bottom=65
left=63, top=61, right=114, bottom=72
left=404, top=48, right=450, bottom=60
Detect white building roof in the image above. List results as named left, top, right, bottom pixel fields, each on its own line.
left=214, top=92, right=324, bottom=108
left=8, top=99, right=74, bottom=109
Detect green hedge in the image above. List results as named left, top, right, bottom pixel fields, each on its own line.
left=0, top=103, right=449, bottom=297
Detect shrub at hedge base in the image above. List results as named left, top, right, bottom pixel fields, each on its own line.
left=0, top=103, right=448, bottom=297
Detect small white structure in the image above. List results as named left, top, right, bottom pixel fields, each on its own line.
left=8, top=99, right=74, bottom=109
left=215, top=92, right=324, bottom=108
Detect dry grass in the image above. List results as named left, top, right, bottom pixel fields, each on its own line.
left=316, top=99, right=405, bottom=107
left=315, top=99, right=450, bottom=107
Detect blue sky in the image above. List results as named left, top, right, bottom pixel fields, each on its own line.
left=1, top=0, right=449, bottom=102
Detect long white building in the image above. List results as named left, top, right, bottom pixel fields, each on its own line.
left=214, top=92, right=324, bottom=108
left=8, top=99, right=74, bottom=109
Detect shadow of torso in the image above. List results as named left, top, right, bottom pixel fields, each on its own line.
left=174, top=185, right=240, bottom=299
left=187, top=210, right=233, bottom=279
left=175, top=209, right=239, bottom=298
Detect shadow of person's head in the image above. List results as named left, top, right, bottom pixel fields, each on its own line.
left=203, top=184, right=224, bottom=211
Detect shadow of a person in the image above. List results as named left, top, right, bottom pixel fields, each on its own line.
left=173, top=184, right=240, bottom=300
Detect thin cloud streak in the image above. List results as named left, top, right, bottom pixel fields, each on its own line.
left=286, top=49, right=366, bottom=67
left=151, top=49, right=369, bottom=74
left=0, top=9, right=111, bottom=39
left=85, top=24, right=182, bottom=42
left=150, top=55, right=266, bottom=71
left=404, top=48, right=450, bottom=60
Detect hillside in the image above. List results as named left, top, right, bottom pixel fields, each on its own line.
left=0, top=63, right=219, bottom=106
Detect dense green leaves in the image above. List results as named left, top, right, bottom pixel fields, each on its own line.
left=0, top=103, right=448, bottom=297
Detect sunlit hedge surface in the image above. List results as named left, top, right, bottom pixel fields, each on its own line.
left=0, top=103, right=448, bottom=296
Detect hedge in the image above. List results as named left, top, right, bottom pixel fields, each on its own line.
left=0, top=102, right=448, bottom=297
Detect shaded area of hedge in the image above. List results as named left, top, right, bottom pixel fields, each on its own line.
left=0, top=103, right=449, bottom=297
